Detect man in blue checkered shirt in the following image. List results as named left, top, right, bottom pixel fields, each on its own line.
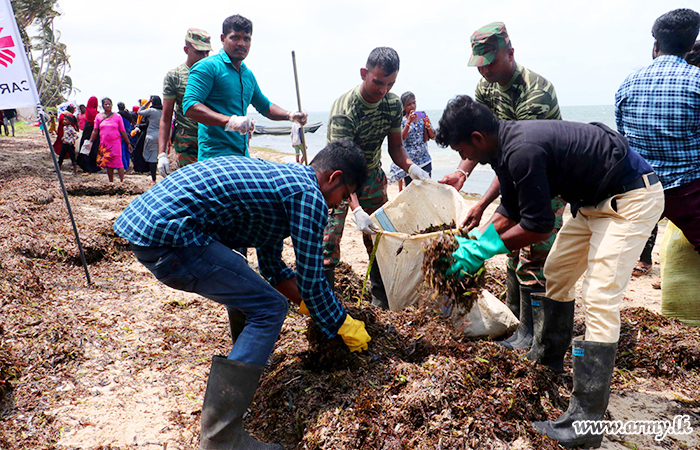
left=615, top=8, right=700, bottom=256
left=114, top=139, right=370, bottom=450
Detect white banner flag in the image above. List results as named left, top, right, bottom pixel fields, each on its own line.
left=0, top=0, right=40, bottom=109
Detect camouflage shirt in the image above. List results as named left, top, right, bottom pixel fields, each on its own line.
left=327, top=85, right=403, bottom=171
left=163, top=63, right=199, bottom=136
left=475, top=64, right=561, bottom=121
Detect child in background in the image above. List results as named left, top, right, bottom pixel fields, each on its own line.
left=59, top=115, right=80, bottom=174
left=388, top=91, right=435, bottom=191
left=48, top=113, right=57, bottom=134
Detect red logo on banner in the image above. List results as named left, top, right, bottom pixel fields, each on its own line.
left=0, top=27, right=16, bottom=68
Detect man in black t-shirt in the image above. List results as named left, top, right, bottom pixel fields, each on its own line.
left=436, top=96, right=664, bottom=448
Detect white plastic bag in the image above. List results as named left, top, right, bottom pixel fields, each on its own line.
left=441, top=290, right=520, bottom=339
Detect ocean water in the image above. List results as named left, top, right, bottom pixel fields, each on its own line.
left=249, top=105, right=616, bottom=195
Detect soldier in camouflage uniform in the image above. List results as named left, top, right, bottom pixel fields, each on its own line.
left=158, top=28, right=212, bottom=175
left=324, top=47, right=429, bottom=310
left=440, top=22, right=566, bottom=350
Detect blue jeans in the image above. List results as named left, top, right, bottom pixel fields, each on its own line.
left=130, top=241, right=288, bottom=366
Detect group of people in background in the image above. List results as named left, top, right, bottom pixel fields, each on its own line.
left=46, top=94, right=169, bottom=183
left=109, top=8, right=700, bottom=450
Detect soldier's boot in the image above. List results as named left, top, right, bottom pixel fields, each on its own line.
left=523, top=294, right=574, bottom=373
left=499, top=284, right=544, bottom=349
left=533, top=339, right=618, bottom=448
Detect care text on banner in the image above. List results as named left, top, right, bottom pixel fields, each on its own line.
left=0, top=0, right=40, bottom=109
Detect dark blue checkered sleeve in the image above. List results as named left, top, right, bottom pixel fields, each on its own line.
left=257, top=241, right=295, bottom=287
left=287, top=190, right=347, bottom=338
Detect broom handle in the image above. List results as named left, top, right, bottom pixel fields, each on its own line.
left=291, top=51, right=309, bottom=165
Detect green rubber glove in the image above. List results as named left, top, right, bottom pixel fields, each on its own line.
left=337, top=314, right=371, bottom=352
left=447, top=223, right=509, bottom=277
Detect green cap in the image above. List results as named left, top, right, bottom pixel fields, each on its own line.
left=186, top=28, right=212, bottom=52
left=468, top=22, right=510, bottom=67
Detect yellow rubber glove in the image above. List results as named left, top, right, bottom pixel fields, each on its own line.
left=298, top=301, right=310, bottom=316
left=337, top=314, right=371, bottom=352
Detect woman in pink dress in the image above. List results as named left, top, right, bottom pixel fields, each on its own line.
left=85, top=98, right=133, bottom=182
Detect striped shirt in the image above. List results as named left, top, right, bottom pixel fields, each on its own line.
left=615, top=55, right=700, bottom=189
left=113, top=156, right=346, bottom=338
left=327, top=85, right=403, bottom=170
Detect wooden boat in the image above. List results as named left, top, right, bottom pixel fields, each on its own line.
left=253, top=121, right=322, bottom=136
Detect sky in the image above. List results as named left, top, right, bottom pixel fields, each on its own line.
left=49, top=0, right=698, bottom=112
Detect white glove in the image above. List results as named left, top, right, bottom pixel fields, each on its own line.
left=288, top=110, right=308, bottom=126
left=158, top=153, right=170, bottom=177
left=225, top=115, right=256, bottom=134
left=80, top=140, right=92, bottom=155
left=352, top=206, right=379, bottom=235
left=408, top=164, right=429, bottom=181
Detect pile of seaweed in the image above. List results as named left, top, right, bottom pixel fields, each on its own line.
left=65, top=180, right=146, bottom=196
left=333, top=261, right=371, bottom=305
left=616, top=307, right=700, bottom=378
left=414, top=220, right=457, bottom=235
left=252, top=303, right=567, bottom=449
left=421, top=231, right=486, bottom=313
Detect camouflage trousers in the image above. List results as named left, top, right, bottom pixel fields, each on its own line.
left=507, top=196, right=567, bottom=287
left=173, top=129, right=199, bottom=168
left=323, top=166, right=388, bottom=267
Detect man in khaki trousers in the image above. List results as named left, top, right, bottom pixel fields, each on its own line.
left=435, top=95, right=664, bottom=448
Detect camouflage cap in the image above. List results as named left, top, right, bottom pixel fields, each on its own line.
left=468, top=22, right=510, bottom=67
left=186, top=28, right=212, bottom=52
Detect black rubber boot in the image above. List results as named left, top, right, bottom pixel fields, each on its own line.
left=533, top=339, right=618, bottom=448
left=499, top=284, right=544, bottom=349
left=200, top=356, right=282, bottom=450
left=504, top=266, right=520, bottom=318
left=369, top=263, right=389, bottom=310
left=324, top=267, right=335, bottom=290
left=523, top=294, right=574, bottom=373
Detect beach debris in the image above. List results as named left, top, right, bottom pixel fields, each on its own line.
left=414, top=220, right=457, bottom=235
left=615, top=307, right=700, bottom=378
left=254, top=303, right=567, bottom=449
left=421, top=231, right=486, bottom=313
left=334, top=261, right=371, bottom=304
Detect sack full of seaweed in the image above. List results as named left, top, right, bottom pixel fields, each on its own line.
left=369, top=180, right=471, bottom=310
left=422, top=231, right=518, bottom=338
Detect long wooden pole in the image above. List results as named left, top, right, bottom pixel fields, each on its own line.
left=291, top=51, right=309, bottom=165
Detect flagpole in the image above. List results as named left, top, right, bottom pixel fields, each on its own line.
left=38, top=109, right=92, bottom=285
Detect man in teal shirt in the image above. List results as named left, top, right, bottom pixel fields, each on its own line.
left=183, top=14, right=307, bottom=160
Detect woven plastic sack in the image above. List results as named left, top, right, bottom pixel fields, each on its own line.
left=442, top=290, right=520, bottom=338
left=660, top=221, right=700, bottom=327
left=370, top=180, right=471, bottom=311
